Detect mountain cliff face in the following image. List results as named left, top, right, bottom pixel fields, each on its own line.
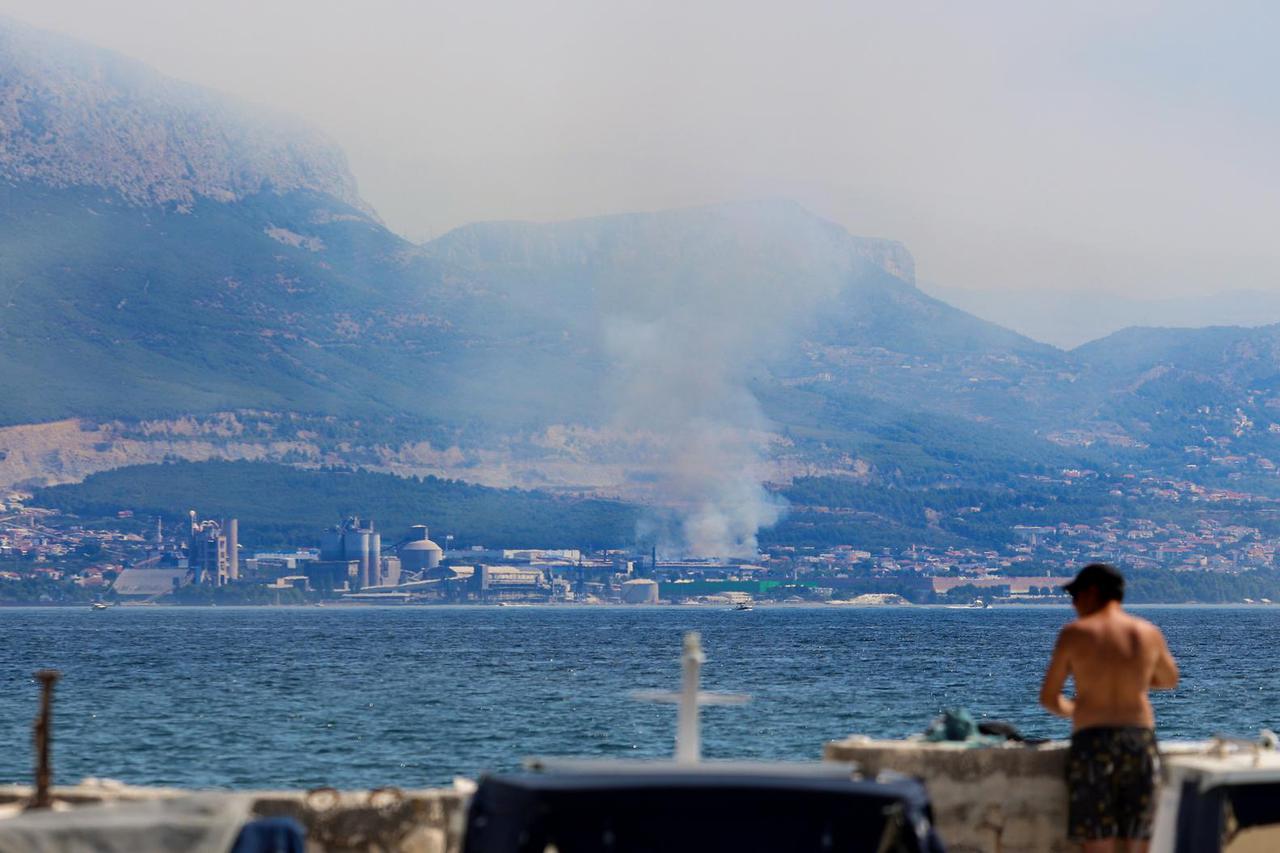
left=0, top=16, right=368, bottom=214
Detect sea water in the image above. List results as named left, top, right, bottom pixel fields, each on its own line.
left=0, top=605, right=1275, bottom=788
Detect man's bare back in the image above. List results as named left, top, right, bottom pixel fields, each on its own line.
left=1040, top=604, right=1179, bottom=730
left=1040, top=564, right=1180, bottom=851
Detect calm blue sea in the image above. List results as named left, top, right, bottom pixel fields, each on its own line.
left=0, top=605, right=1275, bottom=789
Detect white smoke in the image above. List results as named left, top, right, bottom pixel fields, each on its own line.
left=605, top=314, right=785, bottom=558
left=596, top=202, right=859, bottom=558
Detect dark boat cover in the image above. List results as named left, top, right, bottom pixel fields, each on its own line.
left=1173, top=779, right=1280, bottom=853
left=463, top=770, right=946, bottom=852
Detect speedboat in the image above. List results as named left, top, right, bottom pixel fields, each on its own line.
left=90, top=602, right=109, bottom=611
left=732, top=601, right=754, bottom=611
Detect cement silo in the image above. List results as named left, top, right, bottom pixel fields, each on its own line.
left=343, top=525, right=370, bottom=589
left=227, top=518, right=239, bottom=581
left=320, top=517, right=380, bottom=589
left=398, top=525, right=444, bottom=575
left=369, top=531, right=382, bottom=586
left=621, top=578, right=660, bottom=604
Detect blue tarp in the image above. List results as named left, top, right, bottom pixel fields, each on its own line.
left=464, top=769, right=946, bottom=852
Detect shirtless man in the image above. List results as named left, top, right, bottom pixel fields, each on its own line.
left=1039, top=563, right=1180, bottom=853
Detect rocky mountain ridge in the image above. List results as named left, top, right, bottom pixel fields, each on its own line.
left=0, top=16, right=368, bottom=214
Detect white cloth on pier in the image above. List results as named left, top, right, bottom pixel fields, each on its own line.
left=0, top=793, right=252, bottom=853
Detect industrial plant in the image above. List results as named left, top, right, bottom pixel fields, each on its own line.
left=97, top=506, right=797, bottom=606
left=187, top=511, right=238, bottom=585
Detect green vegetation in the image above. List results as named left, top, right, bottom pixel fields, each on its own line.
left=0, top=576, right=98, bottom=605
left=32, top=460, right=639, bottom=550
left=0, top=183, right=455, bottom=425
left=768, top=475, right=1274, bottom=550
left=1123, top=569, right=1280, bottom=604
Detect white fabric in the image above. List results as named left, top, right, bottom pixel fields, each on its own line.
left=0, top=794, right=252, bottom=853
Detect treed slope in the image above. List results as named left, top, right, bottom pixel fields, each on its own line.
left=0, top=182, right=460, bottom=424
left=33, top=460, right=638, bottom=549
left=1074, top=323, right=1280, bottom=385
left=1066, top=324, right=1280, bottom=464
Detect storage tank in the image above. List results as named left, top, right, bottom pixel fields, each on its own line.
left=345, top=529, right=371, bottom=589
left=398, top=524, right=444, bottom=574
left=620, top=578, right=659, bottom=604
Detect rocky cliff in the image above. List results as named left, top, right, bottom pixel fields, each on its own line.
left=0, top=16, right=370, bottom=215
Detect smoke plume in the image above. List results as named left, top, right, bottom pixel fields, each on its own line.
left=595, top=201, right=856, bottom=558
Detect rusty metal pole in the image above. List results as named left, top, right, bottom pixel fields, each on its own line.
left=30, top=669, right=60, bottom=810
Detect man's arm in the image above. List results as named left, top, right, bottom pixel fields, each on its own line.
left=1039, top=628, right=1076, bottom=719
left=1150, top=630, right=1180, bottom=690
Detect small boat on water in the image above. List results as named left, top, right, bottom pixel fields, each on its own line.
left=732, top=601, right=754, bottom=611
left=90, top=602, right=109, bottom=611
left=968, top=598, right=990, bottom=609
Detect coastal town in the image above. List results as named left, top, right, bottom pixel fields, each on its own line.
left=3, top=461, right=1280, bottom=607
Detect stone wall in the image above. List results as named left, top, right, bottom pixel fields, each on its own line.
left=0, top=782, right=468, bottom=853
left=824, top=737, right=1231, bottom=853
left=824, top=738, right=1073, bottom=853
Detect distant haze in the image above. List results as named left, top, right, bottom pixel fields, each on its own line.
left=920, top=286, right=1280, bottom=349
left=3, top=1, right=1280, bottom=336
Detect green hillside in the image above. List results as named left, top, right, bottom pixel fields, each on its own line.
left=32, top=460, right=639, bottom=550
left=0, top=183, right=474, bottom=424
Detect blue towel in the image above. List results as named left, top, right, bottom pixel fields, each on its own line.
left=228, top=817, right=306, bottom=853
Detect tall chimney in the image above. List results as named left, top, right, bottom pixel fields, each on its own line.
left=369, top=531, right=382, bottom=588
left=227, top=518, right=239, bottom=581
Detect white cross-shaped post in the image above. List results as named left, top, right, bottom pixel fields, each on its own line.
left=633, top=632, right=749, bottom=764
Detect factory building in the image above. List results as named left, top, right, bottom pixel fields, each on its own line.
left=320, top=517, right=386, bottom=590
left=471, top=564, right=549, bottom=601
left=398, top=525, right=443, bottom=575
left=186, top=511, right=238, bottom=586
left=304, top=559, right=358, bottom=595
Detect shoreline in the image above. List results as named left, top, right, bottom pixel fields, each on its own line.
left=1, top=601, right=1277, bottom=610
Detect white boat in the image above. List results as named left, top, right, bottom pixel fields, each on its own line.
left=732, top=601, right=753, bottom=611
left=1151, top=734, right=1280, bottom=852
left=90, top=602, right=109, bottom=611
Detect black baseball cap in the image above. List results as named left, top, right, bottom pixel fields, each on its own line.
left=1063, top=563, right=1125, bottom=597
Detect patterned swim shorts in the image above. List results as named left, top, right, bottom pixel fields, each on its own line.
left=1066, top=726, right=1159, bottom=842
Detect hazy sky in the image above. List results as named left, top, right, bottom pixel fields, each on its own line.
left=4, top=0, right=1278, bottom=303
